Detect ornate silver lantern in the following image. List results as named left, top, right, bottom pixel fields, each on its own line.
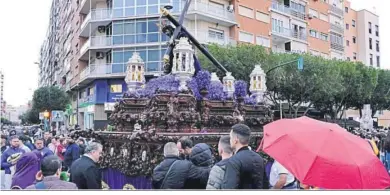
left=223, top=72, right=235, bottom=97
left=249, top=65, right=267, bottom=103
left=172, top=37, right=195, bottom=91
left=125, top=52, right=145, bottom=92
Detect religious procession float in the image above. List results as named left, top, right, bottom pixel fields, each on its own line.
left=71, top=3, right=273, bottom=189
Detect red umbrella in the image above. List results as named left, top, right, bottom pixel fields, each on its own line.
left=260, top=116, right=390, bottom=189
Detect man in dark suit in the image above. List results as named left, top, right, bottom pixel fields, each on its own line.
left=70, top=142, right=103, bottom=189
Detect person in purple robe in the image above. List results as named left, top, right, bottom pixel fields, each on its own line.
left=10, top=151, right=42, bottom=189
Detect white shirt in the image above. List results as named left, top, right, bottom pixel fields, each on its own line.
left=269, top=161, right=295, bottom=187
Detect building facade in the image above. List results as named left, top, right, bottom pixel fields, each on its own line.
left=39, top=0, right=381, bottom=130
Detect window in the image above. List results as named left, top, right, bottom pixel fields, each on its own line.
left=110, top=84, right=123, bottom=93
left=208, top=29, right=224, bottom=41
left=352, top=20, right=356, bottom=27
left=346, top=40, right=349, bottom=46
left=238, top=5, right=253, bottom=18
left=353, top=52, right=357, bottom=60
left=290, top=2, right=305, bottom=13
left=309, top=9, right=319, bottom=18
left=376, top=41, right=380, bottom=52
left=346, top=23, right=349, bottom=30
left=377, top=56, right=380, bottom=67
left=368, top=22, right=372, bottom=34
left=320, top=13, right=328, bottom=22
left=346, top=57, right=351, bottom=61
left=352, top=36, right=356, bottom=43
left=239, top=31, right=254, bottom=43
left=375, top=25, right=379, bottom=36
left=320, top=33, right=328, bottom=41
left=369, top=38, right=372, bottom=50
left=88, top=87, right=94, bottom=96
left=309, top=30, right=317, bottom=38
left=256, top=11, right=269, bottom=23
left=330, top=33, right=343, bottom=45
left=256, top=36, right=270, bottom=47
left=370, top=54, right=373, bottom=65
left=345, top=7, right=349, bottom=13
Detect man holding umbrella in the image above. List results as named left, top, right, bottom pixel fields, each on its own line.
left=269, top=160, right=296, bottom=189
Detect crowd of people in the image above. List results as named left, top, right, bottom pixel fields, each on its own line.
left=1, top=123, right=389, bottom=190
left=0, top=129, right=99, bottom=190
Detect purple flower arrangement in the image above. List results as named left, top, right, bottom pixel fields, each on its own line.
left=207, top=81, right=226, bottom=101
left=244, top=95, right=257, bottom=106
left=131, top=75, right=180, bottom=98
left=234, top=80, right=248, bottom=98
left=195, top=70, right=211, bottom=90
left=187, top=77, right=202, bottom=100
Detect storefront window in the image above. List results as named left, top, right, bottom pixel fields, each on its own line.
left=110, top=84, right=123, bottom=93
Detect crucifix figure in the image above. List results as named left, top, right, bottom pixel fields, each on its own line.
left=159, top=0, right=228, bottom=76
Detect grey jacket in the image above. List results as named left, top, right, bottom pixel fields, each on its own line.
left=206, top=159, right=229, bottom=190
left=25, top=176, right=78, bottom=190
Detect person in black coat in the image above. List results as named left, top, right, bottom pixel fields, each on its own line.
left=152, top=142, right=192, bottom=189
left=184, top=143, right=213, bottom=189
left=70, top=142, right=103, bottom=189
left=222, top=124, right=265, bottom=189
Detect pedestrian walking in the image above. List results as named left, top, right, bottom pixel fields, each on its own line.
left=63, top=138, right=80, bottom=170
left=221, top=124, right=265, bottom=189
left=43, top=132, right=52, bottom=147
left=69, top=142, right=103, bottom=189
left=18, top=136, right=31, bottom=152
left=206, top=136, right=233, bottom=190
left=184, top=143, right=213, bottom=189
left=269, top=160, right=297, bottom=189
left=33, top=138, right=54, bottom=159
left=152, top=142, right=191, bottom=189
left=0, top=135, right=26, bottom=189
left=177, top=137, right=193, bottom=160
left=1, top=134, right=9, bottom=189
left=25, top=156, right=77, bottom=190
left=11, top=152, right=41, bottom=189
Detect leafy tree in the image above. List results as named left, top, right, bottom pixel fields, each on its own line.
left=369, top=69, right=390, bottom=116
left=32, top=86, right=70, bottom=112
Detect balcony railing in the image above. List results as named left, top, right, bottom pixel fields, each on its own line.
left=271, top=1, right=291, bottom=15
left=329, top=5, right=344, bottom=17
left=331, top=42, right=344, bottom=52
left=80, top=64, right=126, bottom=81
left=188, top=1, right=235, bottom=22
left=330, top=23, right=344, bottom=33
left=80, top=8, right=112, bottom=30
left=187, top=30, right=235, bottom=45
left=91, top=36, right=112, bottom=47
left=291, top=31, right=307, bottom=41
left=272, top=26, right=291, bottom=37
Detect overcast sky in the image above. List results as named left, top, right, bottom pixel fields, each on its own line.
left=0, top=0, right=388, bottom=107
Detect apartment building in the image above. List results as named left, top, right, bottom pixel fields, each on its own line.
left=39, top=0, right=380, bottom=130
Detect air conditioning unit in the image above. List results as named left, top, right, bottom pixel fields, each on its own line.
left=227, top=4, right=234, bottom=12
left=307, top=14, right=313, bottom=19
left=98, top=26, right=106, bottom=33
left=96, top=52, right=104, bottom=59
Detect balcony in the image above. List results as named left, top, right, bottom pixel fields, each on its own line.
left=80, top=8, right=113, bottom=37
left=330, top=23, right=344, bottom=33
left=271, top=1, right=291, bottom=16
left=329, top=5, right=344, bottom=17
left=272, top=26, right=291, bottom=37
left=79, top=64, right=126, bottom=86
left=187, top=30, right=235, bottom=45
left=271, top=1, right=306, bottom=20
left=331, top=42, right=344, bottom=52
left=291, top=31, right=307, bottom=41
left=184, top=1, right=236, bottom=27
